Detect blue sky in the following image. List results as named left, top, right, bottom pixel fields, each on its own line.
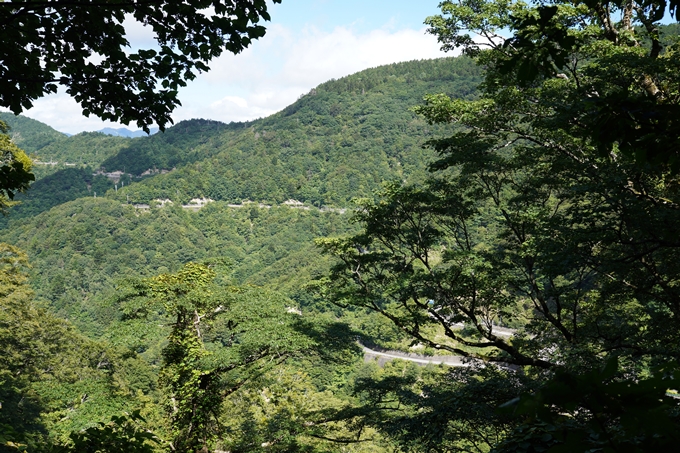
left=20, top=0, right=451, bottom=134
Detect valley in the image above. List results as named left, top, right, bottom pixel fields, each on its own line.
left=0, top=57, right=486, bottom=452
left=3, top=9, right=680, bottom=450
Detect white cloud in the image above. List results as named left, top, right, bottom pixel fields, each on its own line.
left=172, top=24, right=453, bottom=124
left=20, top=22, right=455, bottom=133
left=278, top=25, right=448, bottom=85
left=21, top=92, right=131, bottom=134
left=122, top=14, right=158, bottom=50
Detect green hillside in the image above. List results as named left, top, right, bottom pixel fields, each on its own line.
left=112, top=57, right=481, bottom=207
left=0, top=56, right=483, bottom=331
left=0, top=56, right=480, bottom=452
left=0, top=111, right=67, bottom=153
left=0, top=113, right=130, bottom=181
left=1, top=57, right=480, bottom=228
left=3, top=5, right=680, bottom=451
left=0, top=197, right=354, bottom=334
left=31, top=132, right=129, bottom=170
left=0, top=169, right=115, bottom=224
left=99, top=118, right=239, bottom=174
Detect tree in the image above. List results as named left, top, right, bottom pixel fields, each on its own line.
left=51, top=411, right=160, bottom=453
left=0, top=243, right=41, bottom=451
left=426, top=0, right=680, bottom=167
left=0, top=121, right=33, bottom=212
left=318, top=1, right=680, bottom=450
left=119, top=261, right=314, bottom=452
left=0, top=0, right=282, bottom=131
left=0, top=243, right=141, bottom=452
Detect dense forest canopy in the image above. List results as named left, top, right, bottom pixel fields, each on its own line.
left=0, top=56, right=483, bottom=452
left=318, top=1, right=680, bottom=451
left=1, top=0, right=680, bottom=452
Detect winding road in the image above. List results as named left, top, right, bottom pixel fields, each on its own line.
left=362, top=324, right=517, bottom=367
left=362, top=345, right=472, bottom=367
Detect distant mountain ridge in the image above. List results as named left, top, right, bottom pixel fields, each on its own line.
left=97, top=127, right=159, bottom=137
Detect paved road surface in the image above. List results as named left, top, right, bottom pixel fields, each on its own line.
left=362, top=345, right=472, bottom=367
left=362, top=324, right=516, bottom=367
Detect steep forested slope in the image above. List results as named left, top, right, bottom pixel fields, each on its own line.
left=32, top=132, right=129, bottom=169
left=0, top=111, right=67, bottom=153
left=112, top=57, right=481, bottom=206
left=0, top=198, right=354, bottom=335
left=0, top=113, right=129, bottom=180
left=0, top=56, right=482, bottom=337
left=0, top=121, right=237, bottom=225
left=0, top=56, right=481, bottom=452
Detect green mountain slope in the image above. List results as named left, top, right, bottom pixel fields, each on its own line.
left=99, top=118, right=237, bottom=174
left=0, top=56, right=481, bottom=451
left=112, top=57, right=481, bottom=207
left=0, top=111, right=67, bottom=153
left=0, top=169, right=115, bottom=225
left=1, top=56, right=481, bottom=226
left=0, top=198, right=353, bottom=335
left=32, top=132, right=130, bottom=167
left=0, top=121, right=236, bottom=225
left=0, top=56, right=480, bottom=332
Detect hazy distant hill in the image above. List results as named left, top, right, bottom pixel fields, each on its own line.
left=98, top=126, right=159, bottom=137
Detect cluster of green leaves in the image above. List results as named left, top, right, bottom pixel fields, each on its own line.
left=0, top=243, right=150, bottom=451
left=496, top=357, right=680, bottom=452
left=50, top=411, right=160, bottom=453
left=113, top=260, right=384, bottom=453
left=0, top=0, right=282, bottom=131
left=342, top=361, right=531, bottom=452
left=0, top=121, right=34, bottom=213
left=118, top=263, right=246, bottom=451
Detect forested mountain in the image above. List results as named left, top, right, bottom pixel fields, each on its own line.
left=1, top=57, right=484, bottom=331
left=0, top=198, right=353, bottom=334
left=1, top=57, right=484, bottom=309
left=4, top=6, right=678, bottom=447
left=0, top=57, right=481, bottom=452
left=1, top=57, right=481, bottom=231
left=109, top=58, right=480, bottom=206
left=0, top=112, right=67, bottom=153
